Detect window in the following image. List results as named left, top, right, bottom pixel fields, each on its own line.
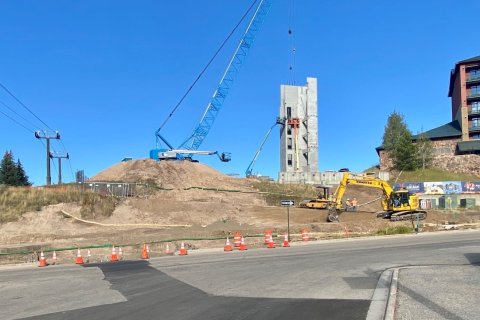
left=470, top=85, right=480, bottom=96
left=287, top=138, right=292, bottom=150
left=472, top=101, right=480, bottom=113
left=472, top=118, right=480, bottom=128
left=471, top=134, right=480, bottom=140
left=287, top=107, right=292, bottom=119
left=468, top=68, right=480, bottom=81
left=287, top=125, right=292, bottom=135
left=287, top=154, right=292, bottom=166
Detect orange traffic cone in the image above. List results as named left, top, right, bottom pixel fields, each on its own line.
left=141, top=243, right=149, bottom=259
left=165, top=243, right=173, bottom=255
left=110, top=246, right=118, bottom=262
left=52, top=251, right=57, bottom=265
left=240, top=236, right=248, bottom=251
left=75, top=248, right=84, bottom=265
left=264, top=229, right=272, bottom=244
left=301, top=229, right=309, bottom=241
left=179, top=242, right=188, bottom=256
left=38, top=251, right=47, bottom=267
left=233, top=232, right=241, bottom=247
left=224, top=237, right=233, bottom=252
left=283, top=234, right=290, bottom=247
left=267, top=236, right=275, bottom=248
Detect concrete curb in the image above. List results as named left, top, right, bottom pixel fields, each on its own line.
left=384, top=268, right=399, bottom=320
left=366, top=269, right=393, bottom=320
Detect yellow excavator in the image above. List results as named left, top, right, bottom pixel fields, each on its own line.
left=327, top=172, right=427, bottom=222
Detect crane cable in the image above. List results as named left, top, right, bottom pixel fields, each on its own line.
left=156, top=0, right=260, bottom=133
left=288, top=0, right=296, bottom=85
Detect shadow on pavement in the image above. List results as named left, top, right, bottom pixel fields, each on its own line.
left=464, top=253, right=480, bottom=266
left=23, top=260, right=370, bottom=320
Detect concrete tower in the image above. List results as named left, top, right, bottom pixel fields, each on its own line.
left=278, top=77, right=320, bottom=184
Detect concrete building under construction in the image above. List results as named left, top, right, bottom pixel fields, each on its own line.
left=278, top=77, right=321, bottom=184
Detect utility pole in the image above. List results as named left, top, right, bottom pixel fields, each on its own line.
left=35, top=131, right=60, bottom=185
left=49, top=152, right=69, bottom=184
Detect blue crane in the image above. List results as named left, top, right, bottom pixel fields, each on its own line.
left=150, top=0, right=272, bottom=162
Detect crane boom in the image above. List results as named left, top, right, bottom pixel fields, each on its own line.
left=179, top=0, right=272, bottom=151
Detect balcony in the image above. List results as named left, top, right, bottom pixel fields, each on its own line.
left=467, top=91, right=480, bottom=100
left=466, top=74, right=480, bottom=83
left=469, top=125, right=480, bottom=132
left=469, top=108, right=480, bottom=116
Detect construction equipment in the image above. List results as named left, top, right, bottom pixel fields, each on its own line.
left=245, top=118, right=284, bottom=177
left=327, top=172, right=427, bottom=223
left=299, top=185, right=332, bottom=209
left=150, top=0, right=272, bottom=162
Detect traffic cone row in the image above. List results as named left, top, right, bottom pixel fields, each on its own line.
left=36, top=228, right=308, bottom=268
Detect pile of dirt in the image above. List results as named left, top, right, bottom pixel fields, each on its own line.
left=89, top=159, right=249, bottom=190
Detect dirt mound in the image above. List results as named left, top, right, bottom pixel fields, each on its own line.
left=90, top=159, right=248, bottom=190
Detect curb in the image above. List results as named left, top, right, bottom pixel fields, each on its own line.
left=366, top=269, right=393, bottom=320
left=384, top=268, right=399, bottom=320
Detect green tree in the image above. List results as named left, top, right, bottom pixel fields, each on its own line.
left=0, top=151, right=31, bottom=186
left=0, top=151, right=19, bottom=186
left=392, top=130, right=417, bottom=170
left=415, top=132, right=434, bottom=170
left=382, top=111, right=418, bottom=171
left=16, top=159, right=31, bottom=186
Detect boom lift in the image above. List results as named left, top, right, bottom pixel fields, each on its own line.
left=245, top=117, right=284, bottom=177
left=327, top=172, right=427, bottom=222
left=150, top=0, right=272, bottom=162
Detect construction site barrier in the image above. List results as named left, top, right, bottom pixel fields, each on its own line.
left=0, top=233, right=273, bottom=257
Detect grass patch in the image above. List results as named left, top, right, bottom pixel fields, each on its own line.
left=389, top=168, right=479, bottom=183
left=0, top=185, right=118, bottom=223
left=251, top=181, right=317, bottom=206
left=376, top=225, right=414, bottom=235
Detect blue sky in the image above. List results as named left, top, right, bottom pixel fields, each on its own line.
left=0, top=0, right=479, bottom=185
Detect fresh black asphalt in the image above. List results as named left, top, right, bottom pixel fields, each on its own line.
left=24, top=260, right=370, bottom=320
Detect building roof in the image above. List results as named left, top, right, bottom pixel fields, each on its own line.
left=457, top=140, right=480, bottom=153
left=412, top=120, right=462, bottom=140
left=449, top=55, right=480, bottom=97
left=376, top=120, right=462, bottom=154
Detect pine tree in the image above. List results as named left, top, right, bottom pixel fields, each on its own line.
left=392, top=130, right=417, bottom=170
left=0, top=151, right=19, bottom=186
left=16, top=159, right=31, bottom=186
left=382, top=111, right=418, bottom=171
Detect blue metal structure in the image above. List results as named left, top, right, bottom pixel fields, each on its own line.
left=151, top=0, right=272, bottom=161
left=245, top=118, right=284, bottom=177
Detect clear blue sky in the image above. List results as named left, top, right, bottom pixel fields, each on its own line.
left=1, top=0, right=479, bottom=186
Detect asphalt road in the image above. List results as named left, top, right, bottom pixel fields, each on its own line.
left=0, top=230, right=479, bottom=320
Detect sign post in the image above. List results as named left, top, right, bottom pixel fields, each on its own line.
left=281, top=200, right=295, bottom=241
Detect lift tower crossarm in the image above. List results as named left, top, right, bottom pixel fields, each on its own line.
left=179, top=0, right=272, bottom=151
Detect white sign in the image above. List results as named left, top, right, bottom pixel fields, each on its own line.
left=281, top=200, right=295, bottom=206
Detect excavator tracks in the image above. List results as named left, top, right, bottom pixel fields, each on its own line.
left=377, top=210, right=428, bottom=222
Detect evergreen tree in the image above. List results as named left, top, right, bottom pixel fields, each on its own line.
left=0, top=151, right=31, bottom=186
left=0, top=151, right=19, bottom=186
left=415, top=132, right=434, bottom=170
left=392, top=130, right=417, bottom=170
left=16, top=159, right=31, bottom=186
left=382, top=111, right=418, bottom=171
